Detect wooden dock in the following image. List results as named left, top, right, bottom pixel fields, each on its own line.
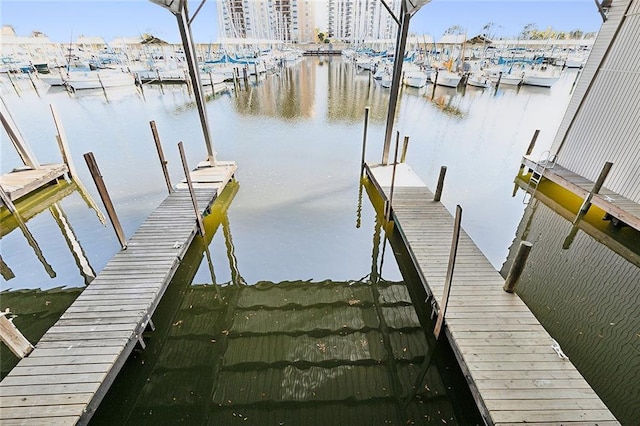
left=0, top=162, right=236, bottom=425
left=0, top=164, right=68, bottom=205
left=365, top=162, right=620, bottom=425
left=521, top=155, right=640, bottom=231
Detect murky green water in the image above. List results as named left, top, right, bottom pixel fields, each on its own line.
left=1, top=57, right=637, bottom=423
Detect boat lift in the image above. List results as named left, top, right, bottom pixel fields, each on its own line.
left=381, top=0, right=432, bottom=162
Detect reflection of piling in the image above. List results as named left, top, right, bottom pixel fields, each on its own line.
left=242, top=66, right=248, bottom=88
left=27, top=71, right=40, bottom=96
left=570, top=68, right=582, bottom=94
left=503, top=240, right=533, bottom=293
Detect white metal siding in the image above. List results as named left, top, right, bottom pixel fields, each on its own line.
left=551, top=0, right=640, bottom=202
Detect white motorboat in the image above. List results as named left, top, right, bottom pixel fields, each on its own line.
left=466, top=72, right=491, bottom=88
left=431, top=70, right=461, bottom=88
left=522, top=68, right=561, bottom=87
left=403, top=71, right=429, bottom=88
left=65, top=70, right=134, bottom=90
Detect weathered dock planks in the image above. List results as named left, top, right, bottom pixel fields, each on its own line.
left=0, top=164, right=68, bottom=205
left=521, top=155, right=640, bottom=231
left=365, top=162, right=620, bottom=425
left=0, top=162, right=236, bottom=425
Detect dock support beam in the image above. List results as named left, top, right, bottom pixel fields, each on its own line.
left=503, top=240, right=533, bottom=293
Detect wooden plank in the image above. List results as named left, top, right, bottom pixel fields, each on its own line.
left=0, top=405, right=86, bottom=419
left=0, top=393, right=93, bottom=408
left=0, top=382, right=100, bottom=396
left=1, top=372, right=106, bottom=386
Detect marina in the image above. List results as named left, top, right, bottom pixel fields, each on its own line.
left=1, top=0, right=639, bottom=422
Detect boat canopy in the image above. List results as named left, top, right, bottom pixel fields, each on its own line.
left=404, top=0, right=431, bottom=15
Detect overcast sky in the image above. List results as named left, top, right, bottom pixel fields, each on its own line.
left=2, top=0, right=604, bottom=43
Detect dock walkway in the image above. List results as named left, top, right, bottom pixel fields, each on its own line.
left=522, top=155, right=640, bottom=231
left=0, top=162, right=236, bottom=425
left=365, top=162, right=619, bottom=425
left=0, top=164, right=68, bottom=205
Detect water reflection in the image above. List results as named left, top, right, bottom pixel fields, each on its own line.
left=1, top=180, right=99, bottom=285
left=509, top=178, right=640, bottom=424
left=90, top=180, right=481, bottom=425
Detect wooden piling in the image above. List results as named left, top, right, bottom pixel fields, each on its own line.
left=493, top=71, right=502, bottom=95
left=577, top=161, right=613, bottom=217
left=385, top=132, right=400, bottom=222
left=431, top=69, right=438, bottom=98
left=83, top=152, right=127, bottom=249
left=360, top=107, right=370, bottom=178
left=150, top=120, right=173, bottom=194
left=0, top=97, right=39, bottom=169
left=433, top=166, right=447, bottom=202
left=242, top=66, right=248, bottom=87
left=178, top=141, right=205, bottom=236
left=434, top=204, right=462, bottom=339
left=50, top=104, right=77, bottom=178
left=503, top=240, right=533, bottom=293
left=400, top=135, right=409, bottom=163
left=526, top=129, right=540, bottom=156
left=26, top=71, right=40, bottom=96
left=6, top=71, right=20, bottom=96
left=0, top=311, right=34, bottom=359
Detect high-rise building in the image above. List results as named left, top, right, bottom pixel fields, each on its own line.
left=327, top=0, right=400, bottom=42
left=217, top=0, right=316, bottom=43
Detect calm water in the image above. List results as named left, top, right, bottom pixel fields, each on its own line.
left=1, top=57, right=637, bottom=423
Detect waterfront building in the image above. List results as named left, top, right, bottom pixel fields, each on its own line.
left=216, top=0, right=316, bottom=43
left=550, top=0, right=639, bottom=202
left=327, top=0, right=400, bottom=42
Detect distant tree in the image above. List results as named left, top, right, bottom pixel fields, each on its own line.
left=481, top=22, right=496, bottom=38
left=519, top=23, right=537, bottom=39
left=318, top=32, right=325, bottom=43
left=444, top=25, right=465, bottom=35
left=569, top=29, right=584, bottom=39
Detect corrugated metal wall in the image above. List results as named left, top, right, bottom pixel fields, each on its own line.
left=551, top=0, right=640, bottom=202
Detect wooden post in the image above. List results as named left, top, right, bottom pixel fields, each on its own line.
left=385, top=131, right=400, bottom=222
left=50, top=104, right=77, bottom=178
left=242, top=66, right=248, bottom=87
left=0, top=310, right=34, bottom=359
left=96, top=72, right=106, bottom=93
left=27, top=71, right=40, bottom=96
left=433, top=166, right=447, bottom=202
left=149, top=120, right=173, bottom=193
left=178, top=141, right=205, bottom=236
left=360, top=107, right=370, bottom=178
left=493, top=71, right=502, bottom=95
left=577, top=161, right=613, bottom=217
left=434, top=204, right=462, bottom=339
left=431, top=69, right=438, bottom=98
left=83, top=152, right=127, bottom=250
left=525, top=129, right=540, bottom=156
left=6, top=71, right=20, bottom=96
left=503, top=240, right=533, bottom=293
left=400, top=135, right=409, bottom=163
left=0, top=97, right=40, bottom=169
